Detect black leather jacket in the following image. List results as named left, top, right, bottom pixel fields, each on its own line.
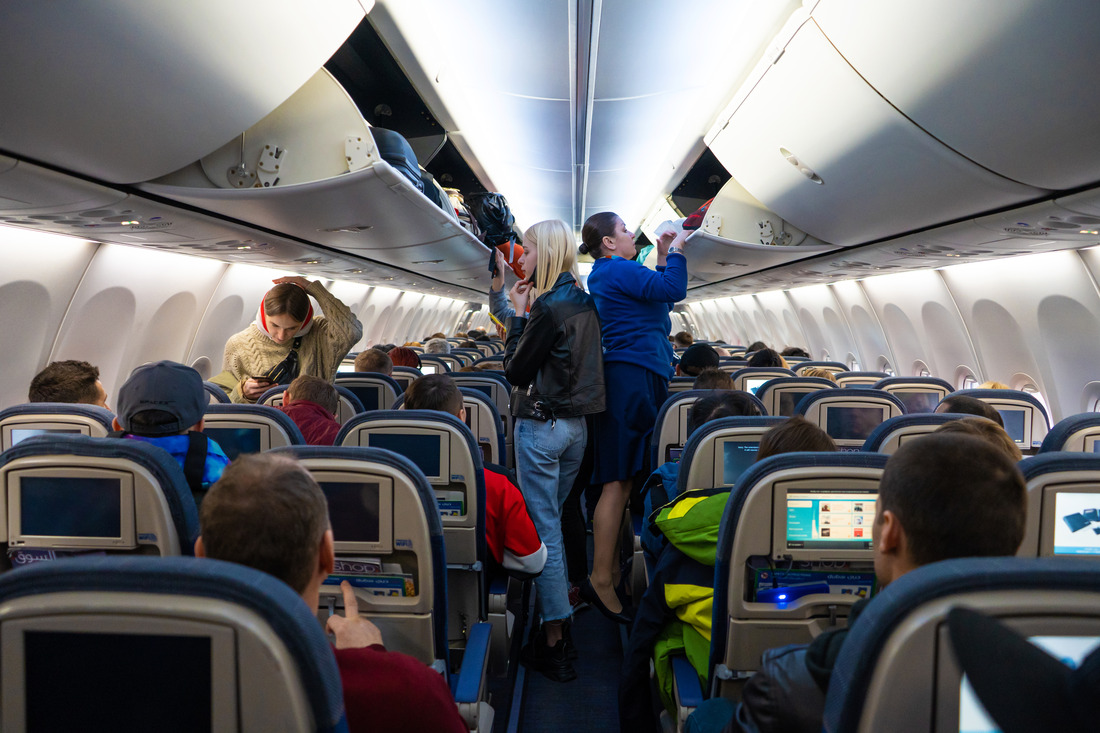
left=503, top=272, right=606, bottom=420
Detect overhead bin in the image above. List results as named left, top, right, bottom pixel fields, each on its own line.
left=684, top=176, right=839, bottom=285
left=141, top=69, right=492, bottom=285
left=0, top=1, right=366, bottom=184
left=706, top=15, right=1046, bottom=247
left=812, top=0, right=1100, bottom=191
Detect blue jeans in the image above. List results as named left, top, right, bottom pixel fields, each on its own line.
left=515, top=415, right=586, bottom=623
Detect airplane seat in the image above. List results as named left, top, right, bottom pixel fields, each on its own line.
left=0, top=555, right=348, bottom=733
left=755, top=376, right=837, bottom=417
left=432, top=354, right=465, bottom=371
left=821, top=557, right=1100, bottom=733
left=472, top=355, right=505, bottom=371
left=670, top=451, right=888, bottom=725
left=451, top=348, right=482, bottom=365
left=871, top=376, right=954, bottom=414
left=0, top=434, right=200, bottom=567
left=834, top=371, right=890, bottom=388
left=0, top=403, right=115, bottom=451
left=793, top=361, right=849, bottom=376
left=335, top=410, right=489, bottom=666
left=392, top=388, right=506, bottom=467
left=1016, top=451, right=1100, bottom=558
left=943, top=388, right=1050, bottom=454
left=1039, top=412, right=1100, bottom=453
left=202, top=381, right=231, bottom=404
left=861, top=412, right=973, bottom=454
left=257, top=384, right=364, bottom=425
left=201, top=404, right=305, bottom=460
left=651, top=389, right=768, bottom=470
left=451, top=371, right=514, bottom=469
left=794, top=389, right=907, bottom=451
left=390, top=366, right=424, bottom=391
left=731, top=367, right=796, bottom=395
left=417, top=355, right=453, bottom=375
left=668, top=376, right=697, bottom=393
left=334, top=372, right=403, bottom=413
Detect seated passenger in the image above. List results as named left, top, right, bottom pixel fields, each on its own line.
left=713, top=346, right=732, bottom=358
left=979, top=380, right=1010, bottom=390
left=459, top=340, right=479, bottom=349
left=388, top=346, right=421, bottom=369
left=798, top=366, right=837, bottom=382
left=755, top=415, right=837, bottom=460
left=623, top=410, right=835, bottom=731
left=112, top=361, right=230, bottom=506
left=278, top=375, right=341, bottom=446
left=676, top=344, right=720, bottom=377
left=747, top=348, right=787, bottom=369
left=934, top=416, right=1021, bottom=461
left=781, top=346, right=810, bottom=359
left=746, top=340, right=768, bottom=353
left=28, top=359, right=110, bottom=409
left=425, top=338, right=451, bottom=354
left=403, top=374, right=547, bottom=578
left=353, top=348, right=393, bottom=376
left=195, top=453, right=467, bottom=733
left=936, top=394, right=1005, bottom=427
left=693, top=367, right=734, bottom=391
left=673, top=331, right=694, bottom=348
left=693, top=433, right=1026, bottom=733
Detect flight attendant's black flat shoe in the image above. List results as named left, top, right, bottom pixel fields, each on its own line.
left=579, top=579, right=633, bottom=625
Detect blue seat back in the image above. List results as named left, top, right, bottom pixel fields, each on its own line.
left=0, top=555, right=348, bottom=732
left=861, top=412, right=973, bottom=454
left=652, top=389, right=768, bottom=468
left=334, top=372, right=402, bottom=412
left=0, top=403, right=115, bottom=451
left=872, top=376, right=954, bottom=414
left=417, top=354, right=452, bottom=375
left=755, top=376, right=837, bottom=417
left=202, top=381, right=231, bottom=403
left=795, top=389, right=907, bottom=449
left=677, top=416, right=786, bottom=495
left=1040, top=412, right=1100, bottom=453
left=793, top=361, right=849, bottom=375
left=835, top=371, right=890, bottom=388
left=942, top=388, right=1050, bottom=452
left=202, top=403, right=304, bottom=457
left=258, top=384, right=364, bottom=424
left=389, top=365, right=424, bottom=391
left=822, top=557, right=1100, bottom=733
left=730, top=367, right=796, bottom=394
left=1018, top=451, right=1100, bottom=558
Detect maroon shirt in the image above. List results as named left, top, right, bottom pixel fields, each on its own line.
left=279, top=400, right=341, bottom=446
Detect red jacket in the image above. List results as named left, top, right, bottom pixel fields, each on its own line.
left=334, top=645, right=466, bottom=733
left=279, top=400, right=341, bottom=446
left=484, top=468, right=546, bottom=576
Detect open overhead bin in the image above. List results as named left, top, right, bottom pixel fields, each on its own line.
left=0, top=1, right=367, bottom=184
left=684, top=176, right=838, bottom=286
left=141, top=68, right=492, bottom=287
left=812, top=0, right=1100, bottom=192
left=706, top=12, right=1047, bottom=247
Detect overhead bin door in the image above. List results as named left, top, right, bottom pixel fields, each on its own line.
left=812, top=0, right=1100, bottom=191
left=706, top=18, right=1046, bottom=247
left=0, top=1, right=366, bottom=184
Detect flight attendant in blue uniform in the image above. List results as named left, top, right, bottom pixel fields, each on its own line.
left=580, top=212, right=688, bottom=620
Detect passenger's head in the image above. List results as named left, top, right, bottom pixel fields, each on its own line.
left=979, top=380, right=1010, bottom=390
left=713, top=347, right=731, bottom=358
left=354, top=348, right=393, bottom=376
left=781, top=346, right=810, bottom=359
left=677, top=344, right=720, bottom=377
left=687, top=391, right=762, bottom=436
left=873, top=433, right=1026, bottom=586
left=28, top=360, right=108, bottom=408
left=113, top=361, right=206, bottom=437
left=755, top=415, right=837, bottom=461
left=936, top=395, right=1004, bottom=427
left=935, top=417, right=1022, bottom=462
left=746, top=341, right=768, bottom=353
left=459, top=340, right=478, bottom=349
left=673, top=331, right=694, bottom=348
left=520, top=219, right=580, bottom=296
left=403, top=374, right=464, bottom=420
left=693, top=368, right=734, bottom=391
left=285, top=375, right=338, bottom=416
left=580, top=211, right=636, bottom=260
left=196, top=454, right=332, bottom=602
left=467, top=329, right=486, bottom=339
left=747, top=348, right=786, bottom=368
left=388, top=347, right=421, bottom=369
left=429, top=332, right=446, bottom=340
left=799, top=367, right=837, bottom=382
left=263, top=283, right=311, bottom=344
left=458, top=365, right=485, bottom=372
left=425, top=338, right=451, bottom=354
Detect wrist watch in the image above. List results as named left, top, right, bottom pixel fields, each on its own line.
left=668, top=246, right=682, bottom=255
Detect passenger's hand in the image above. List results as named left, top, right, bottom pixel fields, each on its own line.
left=326, top=581, right=385, bottom=650
left=242, top=378, right=272, bottom=401
left=272, top=275, right=311, bottom=289
left=509, top=280, right=532, bottom=314
left=491, top=250, right=508, bottom=292
left=495, top=322, right=507, bottom=340
left=656, top=230, right=677, bottom=255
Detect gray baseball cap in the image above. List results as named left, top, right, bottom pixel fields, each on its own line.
left=117, top=361, right=205, bottom=436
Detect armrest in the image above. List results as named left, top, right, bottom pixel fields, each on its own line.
left=672, top=654, right=704, bottom=708
left=451, top=622, right=492, bottom=704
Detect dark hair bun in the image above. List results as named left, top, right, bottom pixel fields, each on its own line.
left=578, top=242, right=589, bottom=255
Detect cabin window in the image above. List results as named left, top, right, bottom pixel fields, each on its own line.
left=1016, top=376, right=1051, bottom=417
left=914, top=360, right=931, bottom=377
left=822, top=350, right=831, bottom=360
left=847, top=354, right=860, bottom=371
left=880, top=358, right=894, bottom=376
left=956, top=366, right=978, bottom=390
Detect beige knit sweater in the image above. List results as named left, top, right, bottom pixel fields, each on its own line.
left=223, top=281, right=363, bottom=403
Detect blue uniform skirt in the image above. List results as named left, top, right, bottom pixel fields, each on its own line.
left=591, top=361, right=669, bottom=485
